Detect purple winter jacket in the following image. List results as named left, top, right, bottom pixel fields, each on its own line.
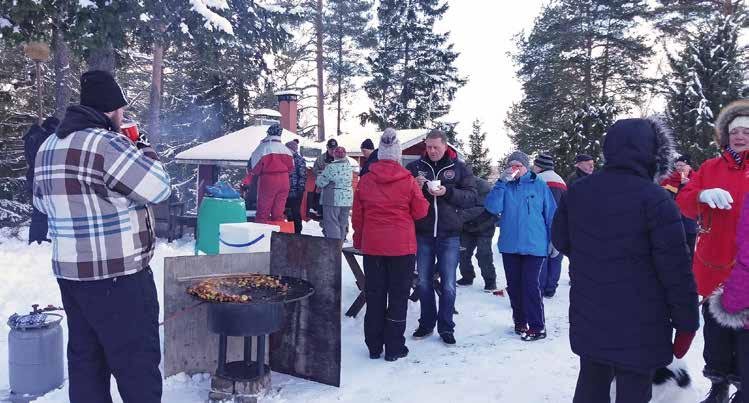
left=711, top=195, right=749, bottom=330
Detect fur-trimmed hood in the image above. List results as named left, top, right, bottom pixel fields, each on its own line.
left=715, top=99, right=749, bottom=148
left=603, top=117, right=676, bottom=183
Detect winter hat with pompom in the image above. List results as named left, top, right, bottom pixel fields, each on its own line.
left=285, top=141, right=298, bottom=153
left=378, top=128, right=402, bottom=162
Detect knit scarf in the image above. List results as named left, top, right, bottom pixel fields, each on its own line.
left=725, top=145, right=744, bottom=167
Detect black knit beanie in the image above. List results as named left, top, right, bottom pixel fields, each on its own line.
left=80, top=70, right=128, bottom=113
left=361, top=138, right=375, bottom=150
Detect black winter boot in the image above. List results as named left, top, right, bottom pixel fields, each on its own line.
left=730, top=391, right=744, bottom=403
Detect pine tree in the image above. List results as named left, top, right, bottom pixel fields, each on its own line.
left=505, top=0, right=652, bottom=177
left=323, top=0, right=373, bottom=136
left=662, top=8, right=747, bottom=164
left=465, top=119, right=491, bottom=178
left=361, top=0, right=466, bottom=130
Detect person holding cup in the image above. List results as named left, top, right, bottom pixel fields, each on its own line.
left=406, top=129, right=477, bottom=346
left=485, top=151, right=557, bottom=341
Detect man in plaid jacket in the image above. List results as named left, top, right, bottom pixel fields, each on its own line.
left=33, top=70, right=171, bottom=403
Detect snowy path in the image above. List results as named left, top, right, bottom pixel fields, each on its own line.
left=0, top=225, right=712, bottom=402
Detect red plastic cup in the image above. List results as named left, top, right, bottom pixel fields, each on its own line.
left=121, top=121, right=140, bottom=142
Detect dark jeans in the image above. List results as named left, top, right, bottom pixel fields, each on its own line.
left=703, top=303, right=740, bottom=380
left=573, top=358, right=654, bottom=403
left=286, top=195, right=303, bottom=234
left=416, top=235, right=459, bottom=335
left=459, top=233, right=496, bottom=284
left=539, top=254, right=563, bottom=294
left=58, top=268, right=162, bottom=403
left=501, top=253, right=545, bottom=331
left=363, top=254, right=415, bottom=356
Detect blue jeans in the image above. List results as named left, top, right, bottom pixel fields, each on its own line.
left=539, top=253, right=563, bottom=294
left=501, top=253, right=545, bottom=331
left=416, top=235, right=459, bottom=334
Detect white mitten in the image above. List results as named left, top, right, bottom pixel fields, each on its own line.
left=699, top=188, right=734, bottom=210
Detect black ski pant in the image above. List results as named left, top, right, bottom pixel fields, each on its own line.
left=363, top=254, right=415, bottom=356
left=459, top=233, right=496, bottom=285
left=573, top=358, right=654, bottom=403
left=286, top=195, right=303, bottom=234
left=58, top=268, right=162, bottom=403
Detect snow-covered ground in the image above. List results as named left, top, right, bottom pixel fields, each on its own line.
left=0, top=223, right=713, bottom=402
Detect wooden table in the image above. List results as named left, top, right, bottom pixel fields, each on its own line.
left=341, top=247, right=367, bottom=317
left=340, top=247, right=455, bottom=317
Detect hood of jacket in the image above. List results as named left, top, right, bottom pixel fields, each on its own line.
left=56, top=105, right=115, bottom=139
left=602, top=117, right=675, bottom=182
left=368, top=160, right=412, bottom=184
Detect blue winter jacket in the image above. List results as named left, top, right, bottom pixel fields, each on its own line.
left=485, top=172, right=557, bottom=257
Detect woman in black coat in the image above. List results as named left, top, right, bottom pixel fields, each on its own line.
left=552, top=118, right=700, bottom=403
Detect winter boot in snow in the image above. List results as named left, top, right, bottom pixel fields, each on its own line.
left=521, top=328, right=547, bottom=342
left=730, top=391, right=744, bottom=403
left=440, top=333, right=456, bottom=345
left=701, top=378, right=730, bottom=403
left=412, top=327, right=433, bottom=340
left=385, top=346, right=409, bottom=362
left=457, top=277, right=473, bottom=286
left=514, top=324, right=529, bottom=336
left=483, top=282, right=497, bottom=292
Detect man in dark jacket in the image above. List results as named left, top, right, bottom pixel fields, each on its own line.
left=286, top=140, right=307, bottom=234
left=552, top=118, right=700, bottom=403
left=532, top=153, right=567, bottom=298
left=566, top=154, right=595, bottom=187
left=406, top=130, right=477, bottom=345
left=359, top=138, right=379, bottom=176
left=457, top=176, right=497, bottom=291
left=23, top=116, right=59, bottom=244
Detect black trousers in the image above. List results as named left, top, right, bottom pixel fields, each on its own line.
left=703, top=303, right=741, bottom=379
left=58, top=268, right=162, bottom=403
left=363, top=254, right=415, bottom=356
left=573, top=358, right=654, bottom=403
left=286, top=195, right=304, bottom=234
left=459, top=233, right=497, bottom=284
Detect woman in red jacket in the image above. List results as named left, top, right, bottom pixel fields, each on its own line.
left=676, top=99, right=749, bottom=402
left=352, top=128, right=429, bottom=362
left=248, top=124, right=294, bottom=223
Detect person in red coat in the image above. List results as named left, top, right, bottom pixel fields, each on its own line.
left=676, top=99, right=749, bottom=403
left=352, top=128, right=429, bottom=362
left=248, top=124, right=294, bottom=223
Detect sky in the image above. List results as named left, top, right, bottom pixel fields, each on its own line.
left=333, top=0, right=547, bottom=158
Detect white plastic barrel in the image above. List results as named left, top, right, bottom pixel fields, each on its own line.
left=219, top=222, right=280, bottom=254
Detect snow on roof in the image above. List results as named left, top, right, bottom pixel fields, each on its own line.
left=329, top=128, right=431, bottom=157
left=175, top=125, right=319, bottom=167
left=274, top=90, right=299, bottom=97
left=251, top=108, right=281, bottom=118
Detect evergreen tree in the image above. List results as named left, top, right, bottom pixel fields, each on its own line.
left=663, top=10, right=747, bottom=164
left=465, top=119, right=491, bottom=178
left=362, top=0, right=466, bottom=130
left=506, top=0, right=652, bottom=176
left=323, top=0, right=373, bottom=136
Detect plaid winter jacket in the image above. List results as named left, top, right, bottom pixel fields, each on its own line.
left=33, top=105, right=171, bottom=281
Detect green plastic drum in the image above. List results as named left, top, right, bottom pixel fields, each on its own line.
left=195, top=197, right=247, bottom=255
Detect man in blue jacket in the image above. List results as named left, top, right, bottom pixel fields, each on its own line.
left=485, top=151, right=557, bottom=341
left=406, top=130, right=476, bottom=346
left=552, top=118, right=699, bottom=403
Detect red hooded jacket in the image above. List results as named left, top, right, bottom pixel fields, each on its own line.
left=677, top=151, right=749, bottom=297
left=352, top=160, right=429, bottom=256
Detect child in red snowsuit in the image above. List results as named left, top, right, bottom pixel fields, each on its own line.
left=248, top=124, right=294, bottom=223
